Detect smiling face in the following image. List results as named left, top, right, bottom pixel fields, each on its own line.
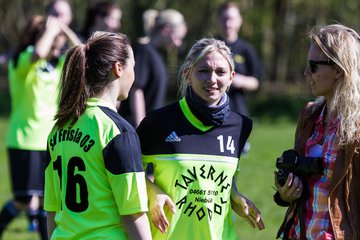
left=304, top=43, right=338, bottom=101
left=188, top=51, right=234, bottom=106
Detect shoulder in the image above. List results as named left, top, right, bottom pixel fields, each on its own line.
left=234, top=38, right=254, bottom=48
left=9, top=46, right=35, bottom=69
left=97, top=106, right=136, bottom=134
left=137, top=102, right=180, bottom=133
left=230, top=38, right=258, bottom=54
left=228, top=110, right=253, bottom=132
left=140, top=102, right=179, bottom=124
left=133, top=42, right=157, bottom=55
left=230, top=110, right=252, bottom=124
left=299, top=100, right=324, bottom=121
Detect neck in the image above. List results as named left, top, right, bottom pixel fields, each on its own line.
left=223, top=33, right=238, bottom=44
left=98, top=80, right=119, bottom=110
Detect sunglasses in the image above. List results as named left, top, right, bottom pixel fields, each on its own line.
left=308, top=60, right=335, bottom=73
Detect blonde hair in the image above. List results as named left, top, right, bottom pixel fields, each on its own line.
left=151, top=9, right=186, bottom=35
left=310, top=24, right=360, bottom=145
left=178, top=38, right=234, bottom=97
left=142, top=9, right=158, bottom=36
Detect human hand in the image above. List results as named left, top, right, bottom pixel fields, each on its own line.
left=231, top=191, right=265, bottom=230
left=45, top=16, right=62, bottom=36
left=274, top=172, right=303, bottom=203
left=148, top=192, right=176, bottom=234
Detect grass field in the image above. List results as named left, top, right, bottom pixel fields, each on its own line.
left=0, top=116, right=297, bottom=240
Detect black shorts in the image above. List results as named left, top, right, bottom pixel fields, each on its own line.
left=7, top=148, right=46, bottom=197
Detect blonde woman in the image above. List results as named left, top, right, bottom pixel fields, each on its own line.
left=137, top=38, right=264, bottom=239
left=274, top=24, right=360, bottom=240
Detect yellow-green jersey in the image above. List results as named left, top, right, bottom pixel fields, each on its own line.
left=7, top=45, right=63, bottom=150
left=45, top=98, right=148, bottom=239
left=137, top=97, right=252, bottom=240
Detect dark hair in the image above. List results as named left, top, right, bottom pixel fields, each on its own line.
left=82, top=1, right=121, bottom=38
left=46, top=0, right=71, bottom=16
left=217, top=2, right=241, bottom=17
left=12, top=15, right=46, bottom=67
left=55, top=31, right=130, bottom=127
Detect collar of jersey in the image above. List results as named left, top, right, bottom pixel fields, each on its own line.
left=86, top=98, right=117, bottom=112
left=179, top=97, right=214, bottom=132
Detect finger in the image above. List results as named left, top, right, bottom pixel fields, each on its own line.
left=244, top=215, right=256, bottom=228
left=247, top=213, right=264, bottom=230
left=252, top=211, right=265, bottom=230
left=150, top=207, right=169, bottom=233
left=165, top=197, right=177, bottom=214
left=152, top=218, right=165, bottom=233
left=158, top=208, right=170, bottom=227
left=153, top=214, right=168, bottom=233
left=289, top=176, right=302, bottom=195
left=256, top=217, right=265, bottom=230
left=286, top=173, right=294, bottom=187
left=274, top=172, right=281, bottom=189
left=241, top=200, right=250, bottom=215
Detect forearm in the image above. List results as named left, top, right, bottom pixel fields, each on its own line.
left=122, top=212, right=151, bottom=240
left=61, top=24, right=81, bottom=46
left=132, top=89, right=146, bottom=127
left=34, top=16, right=61, bottom=59
left=46, top=211, right=56, bottom=239
left=35, top=30, right=59, bottom=59
left=231, top=73, right=259, bottom=91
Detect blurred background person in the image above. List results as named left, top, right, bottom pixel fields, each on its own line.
left=46, top=0, right=73, bottom=27
left=216, top=2, right=262, bottom=153
left=137, top=9, right=159, bottom=45
left=119, top=8, right=187, bottom=128
left=0, top=14, right=79, bottom=240
left=46, top=0, right=80, bottom=49
left=30, top=0, right=79, bottom=233
left=81, top=1, right=122, bottom=40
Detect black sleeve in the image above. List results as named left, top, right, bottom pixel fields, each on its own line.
left=103, top=131, right=144, bottom=175
left=239, top=115, right=253, bottom=151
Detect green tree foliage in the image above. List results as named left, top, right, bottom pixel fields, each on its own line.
left=1, top=0, right=359, bottom=85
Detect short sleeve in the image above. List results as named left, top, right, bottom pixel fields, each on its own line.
left=103, top=132, right=148, bottom=215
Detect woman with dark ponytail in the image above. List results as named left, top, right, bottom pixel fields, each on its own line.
left=44, top=31, right=151, bottom=240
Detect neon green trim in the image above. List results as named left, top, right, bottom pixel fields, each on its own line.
left=179, top=97, right=214, bottom=132
left=142, top=153, right=238, bottom=165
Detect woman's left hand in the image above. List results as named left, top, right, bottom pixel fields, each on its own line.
left=231, top=191, right=265, bottom=230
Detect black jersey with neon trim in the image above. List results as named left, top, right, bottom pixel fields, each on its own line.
left=137, top=97, right=252, bottom=240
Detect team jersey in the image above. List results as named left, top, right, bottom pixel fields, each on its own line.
left=6, top=45, right=64, bottom=150
left=137, top=97, right=252, bottom=240
left=45, top=98, right=148, bottom=239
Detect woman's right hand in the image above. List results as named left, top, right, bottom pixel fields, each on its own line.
left=274, top=172, right=303, bottom=203
left=148, top=192, right=176, bottom=233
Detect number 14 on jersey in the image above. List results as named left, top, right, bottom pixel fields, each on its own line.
left=217, top=135, right=235, bottom=154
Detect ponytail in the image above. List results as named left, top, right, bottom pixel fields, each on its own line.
left=55, top=44, right=89, bottom=127
left=55, top=31, right=131, bottom=127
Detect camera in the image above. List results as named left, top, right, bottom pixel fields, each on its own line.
left=275, top=149, right=324, bottom=186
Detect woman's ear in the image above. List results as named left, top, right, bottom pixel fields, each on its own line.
left=114, top=62, right=122, bottom=78
left=229, top=70, right=235, bottom=86
left=335, top=67, right=344, bottom=80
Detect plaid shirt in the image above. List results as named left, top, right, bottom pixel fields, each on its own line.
left=289, top=105, right=339, bottom=240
